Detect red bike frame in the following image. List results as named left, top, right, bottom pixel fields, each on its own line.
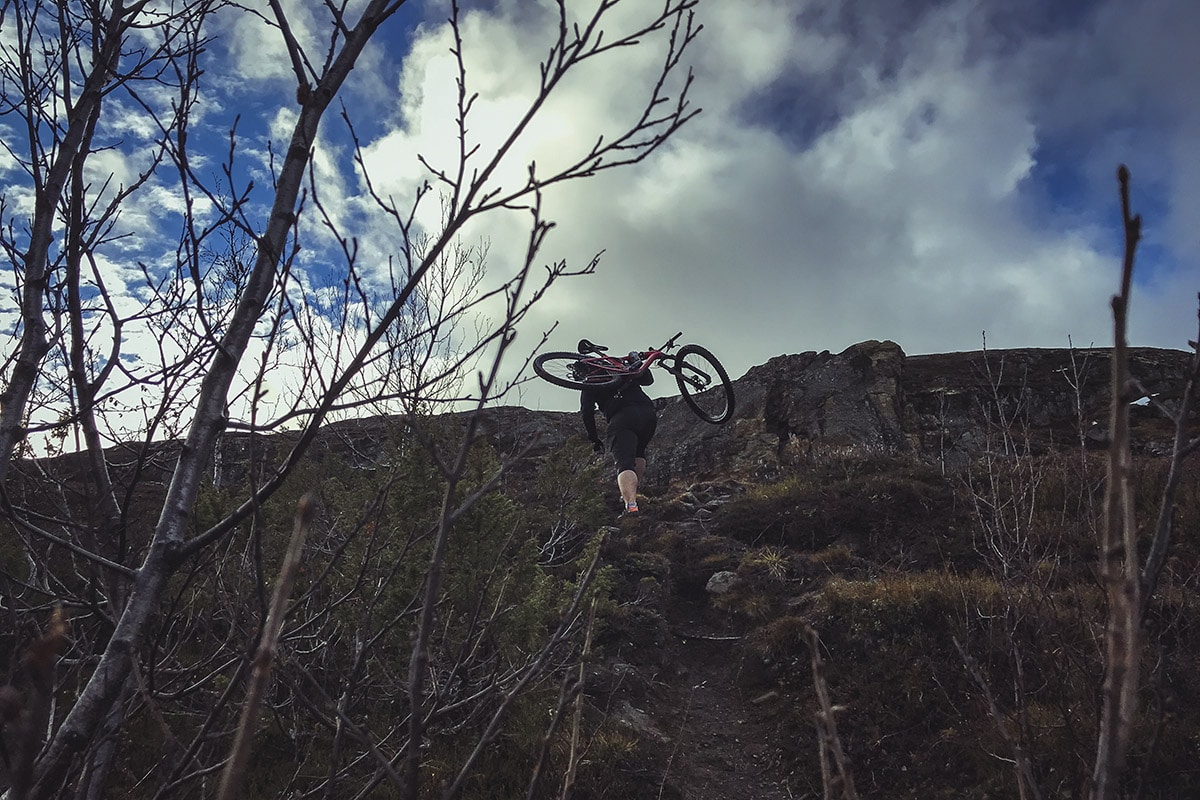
left=575, top=332, right=684, bottom=382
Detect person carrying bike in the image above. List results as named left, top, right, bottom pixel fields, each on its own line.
left=581, top=347, right=657, bottom=516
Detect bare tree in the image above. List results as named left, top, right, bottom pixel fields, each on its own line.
left=0, top=1, right=701, bottom=797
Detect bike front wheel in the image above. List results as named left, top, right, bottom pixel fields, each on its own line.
left=673, top=344, right=735, bottom=424
left=533, top=352, right=626, bottom=390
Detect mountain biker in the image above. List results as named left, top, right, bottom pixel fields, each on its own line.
left=580, top=347, right=657, bottom=516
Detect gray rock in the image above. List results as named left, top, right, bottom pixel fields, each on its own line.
left=706, top=570, right=739, bottom=595
left=614, top=699, right=668, bottom=742
left=648, top=342, right=1191, bottom=483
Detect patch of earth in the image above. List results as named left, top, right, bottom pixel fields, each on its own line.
left=645, top=601, right=800, bottom=800
left=596, top=487, right=810, bottom=800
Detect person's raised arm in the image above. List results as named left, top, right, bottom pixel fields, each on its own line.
left=580, top=390, right=603, bottom=451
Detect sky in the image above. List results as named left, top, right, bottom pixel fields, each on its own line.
left=399, top=0, right=1198, bottom=412
left=4, top=0, right=1200, bottom=429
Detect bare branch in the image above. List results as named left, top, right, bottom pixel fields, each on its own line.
left=1139, top=294, right=1200, bottom=604
left=1092, top=163, right=1144, bottom=800
left=216, top=493, right=316, bottom=800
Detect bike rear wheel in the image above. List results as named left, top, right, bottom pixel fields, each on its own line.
left=673, top=344, right=735, bottom=424
left=533, top=352, right=626, bottom=390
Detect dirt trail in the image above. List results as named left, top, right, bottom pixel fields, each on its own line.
left=600, top=515, right=801, bottom=798
left=647, top=602, right=798, bottom=800
left=590, top=480, right=819, bottom=799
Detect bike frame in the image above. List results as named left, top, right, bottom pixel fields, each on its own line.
left=575, top=332, right=684, bottom=381
left=535, top=330, right=732, bottom=424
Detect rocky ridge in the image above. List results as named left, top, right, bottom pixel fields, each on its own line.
left=506, top=340, right=1197, bottom=799
left=443, top=339, right=1191, bottom=482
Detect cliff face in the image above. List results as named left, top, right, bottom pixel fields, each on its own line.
left=116, top=340, right=1195, bottom=491
left=651, top=341, right=909, bottom=481
left=645, top=340, right=1191, bottom=483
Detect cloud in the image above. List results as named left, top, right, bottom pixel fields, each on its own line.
left=216, top=0, right=317, bottom=86
left=5, top=0, right=1196, bottom=439
left=423, top=0, right=1199, bottom=414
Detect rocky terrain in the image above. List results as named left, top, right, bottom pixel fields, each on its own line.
left=428, top=339, right=1191, bottom=476
left=468, top=340, right=1199, bottom=799
left=7, top=340, right=1197, bottom=800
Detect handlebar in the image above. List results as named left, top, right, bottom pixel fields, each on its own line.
left=659, top=332, right=683, bottom=351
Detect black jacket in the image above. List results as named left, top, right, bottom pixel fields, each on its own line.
left=581, top=371, right=654, bottom=445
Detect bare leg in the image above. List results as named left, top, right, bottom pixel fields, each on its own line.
left=617, top=469, right=639, bottom=508
left=617, top=458, right=647, bottom=510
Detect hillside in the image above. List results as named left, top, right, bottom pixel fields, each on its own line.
left=502, top=341, right=1200, bottom=798
left=3, top=340, right=1198, bottom=800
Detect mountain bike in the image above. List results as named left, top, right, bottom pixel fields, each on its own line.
left=533, top=332, right=736, bottom=424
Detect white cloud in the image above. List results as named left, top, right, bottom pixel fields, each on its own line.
left=217, top=0, right=316, bottom=85
left=6, top=0, right=1197, bottom=437
left=485, top=0, right=1200, bottom=415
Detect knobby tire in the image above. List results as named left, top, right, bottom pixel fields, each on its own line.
left=674, top=344, right=735, bottom=424
left=533, top=352, right=625, bottom=391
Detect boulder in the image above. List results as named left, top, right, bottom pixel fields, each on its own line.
left=651, top=340, right=908, bottom=483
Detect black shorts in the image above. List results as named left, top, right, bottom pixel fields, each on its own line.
left=606, top=403, right=657, bottom=472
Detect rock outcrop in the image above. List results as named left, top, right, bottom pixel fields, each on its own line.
left=651, top=340, right=908, bottom=482
left=191, top=340, right=1198, bottom=488
left=647, top=341, right=1191, bottom=483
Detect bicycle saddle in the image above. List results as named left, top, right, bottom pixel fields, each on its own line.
left=577, top=338, right=608, bottom=354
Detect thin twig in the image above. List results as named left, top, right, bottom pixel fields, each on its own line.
left=806, top=625, right=858, bottom=800
left=953, top=636, right=1043, bottom=800
left=216, top=493, right=317, bottom=800
left=1092, top=164, right=1143, bottom=800
left=560, top=598, right=598, bottom=800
